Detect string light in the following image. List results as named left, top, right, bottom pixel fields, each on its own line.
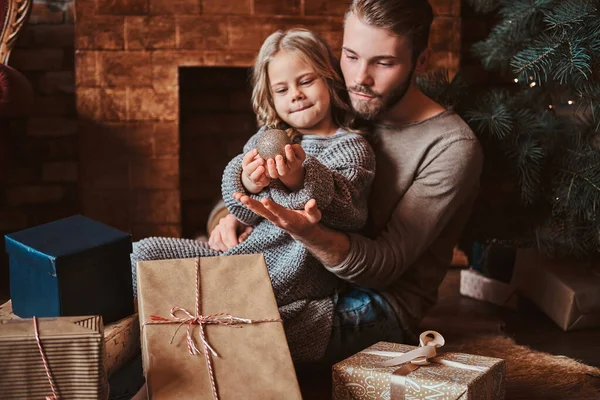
left=568, top=100, right=574, bottom=105
left=514, top=78, right=519, bottom=83
left=529, top=82, right=536, bottom=87
left=548, top=105, right=553, bottom=109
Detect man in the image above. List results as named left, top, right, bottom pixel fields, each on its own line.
left=210, top=0, right=483, bottom=362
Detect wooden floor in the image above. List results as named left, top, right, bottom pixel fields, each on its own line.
left=430, top=267, right=600, bottom=367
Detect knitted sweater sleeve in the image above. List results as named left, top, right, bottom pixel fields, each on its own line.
left=221, top=130, right=271, bottom=226
left=325, top=138, right=483, bottom=288
left=269, top=133, right=375, bottom=232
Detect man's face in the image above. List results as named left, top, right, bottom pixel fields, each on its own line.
left=341, top=13, right=416, bottom=120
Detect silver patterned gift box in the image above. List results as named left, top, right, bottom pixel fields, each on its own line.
left=332, top=332, right=505, bottom=400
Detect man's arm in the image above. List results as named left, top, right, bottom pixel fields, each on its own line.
left=239, top=138, right=483, bottom=287
left=206, top=200, right=254, bottom=251
left=206, top=199, right=229, bottom=235
left=295, top=224, right=352, bottom=266
left=236, top=193, right=352, bottom=265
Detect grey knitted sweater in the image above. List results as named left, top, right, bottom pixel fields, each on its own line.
left=131, top=128, right=375, bottom=363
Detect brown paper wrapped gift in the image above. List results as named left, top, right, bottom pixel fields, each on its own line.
left=333, top=331, right=505, bottom=400
left=1, top=300, right=140, bottom=377
left=512, top=248, right=600, bottom=330
left=0, top=315, right=109, bottom=399
left=136, top=255, right=302, bottom=400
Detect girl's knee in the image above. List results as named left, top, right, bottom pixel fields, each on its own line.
left=131, top=238, right=159, bottom=261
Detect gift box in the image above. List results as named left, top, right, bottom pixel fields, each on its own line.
left=0, top=315, right=109, bottom=399
left=512, top=248, right=600, bottom=330
left=0, top=300, right=140, bottom=377
left=104, top=313, right=141, bottom=376
left=333, top=331, right=505, bottom=400
left=460, top=269, right=519, bottom=309
left=5, top=215, right=134, bottom=324
left=136, top=255, right=302, bottom=399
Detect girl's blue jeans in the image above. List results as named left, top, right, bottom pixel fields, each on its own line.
left=323, top=286, right=415, bottom=364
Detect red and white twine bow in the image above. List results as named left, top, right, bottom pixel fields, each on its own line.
left=144, top=258, right=282, bottom=400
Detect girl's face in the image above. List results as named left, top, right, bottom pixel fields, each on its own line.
left=268, top=51, right=334, bottom=135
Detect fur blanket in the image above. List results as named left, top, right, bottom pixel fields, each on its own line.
left=445, top=333, right=600, bottom=400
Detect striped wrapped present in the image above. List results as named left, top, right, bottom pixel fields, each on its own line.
left=1, top=300, right=140, bottom=377
left=0, top=315, right=109, bottom=399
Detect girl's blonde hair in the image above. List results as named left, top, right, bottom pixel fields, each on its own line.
left=251, top=28, right=359, bottom=134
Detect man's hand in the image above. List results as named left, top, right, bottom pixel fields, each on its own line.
left=232, top=192, right=321, bottom=239
left=265, top=144, right=306, bottom=192
left=241, top=149, right=270, bottom=194
left=232, top=192, right=350, bottom=266
left=208, top=214, right=253, bottom=252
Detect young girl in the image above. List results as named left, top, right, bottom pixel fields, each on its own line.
left=131, top=28, right=375, bottom=363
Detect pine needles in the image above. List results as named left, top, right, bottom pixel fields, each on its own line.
left=419, top=0, right=600, bottom=257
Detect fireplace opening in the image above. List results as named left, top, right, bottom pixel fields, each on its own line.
left=179, top=67, right=257, bottom=239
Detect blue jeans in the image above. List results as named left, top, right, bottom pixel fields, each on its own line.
left=323, top=286, right=414, bottom=364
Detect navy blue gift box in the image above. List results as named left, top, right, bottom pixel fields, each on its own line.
left=4, top=215, right=134, bottom=324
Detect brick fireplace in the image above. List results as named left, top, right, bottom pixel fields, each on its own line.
left=75, top=0, right=461, bottom=240
left=180, top=66, right=255, bottom=238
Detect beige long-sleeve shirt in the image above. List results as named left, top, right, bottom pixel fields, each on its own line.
left=325, top=110, right=483, bottom=336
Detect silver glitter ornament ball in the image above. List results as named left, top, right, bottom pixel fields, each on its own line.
left=255, top=128, right=293, bottom=160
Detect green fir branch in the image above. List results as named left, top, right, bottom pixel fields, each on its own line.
left=465, top=91, right=514, bottom=140
left=584, top=17, right=600, bottom=53
left=510, top=34, right=562, bottom=83
left=472, top=17, right=535, bottom=71
left=500, top=0, right=555, bottom=22
left=576, top=81, right=600, bottom=130
left=551, top=40, right=592, bottom=83
left=515, top=138, right=545, bottom=205
left=543, top=0, right=596, bottom=34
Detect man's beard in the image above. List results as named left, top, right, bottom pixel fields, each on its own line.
left=348, top=69, right=414, bottom=121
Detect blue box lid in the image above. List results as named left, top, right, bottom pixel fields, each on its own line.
left=4, top=215, right=131, bottom=276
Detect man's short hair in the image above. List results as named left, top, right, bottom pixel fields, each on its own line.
left=345, top=0, right=434, bottom=62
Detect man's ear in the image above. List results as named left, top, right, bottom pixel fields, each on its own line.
left=414, top=48, right=430, bottom=74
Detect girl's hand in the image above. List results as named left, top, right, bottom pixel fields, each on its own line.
left=265, top=144, right=306, bottom=191
left=241, top=149, right=270, bottom=194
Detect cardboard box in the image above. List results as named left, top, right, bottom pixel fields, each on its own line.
left=512, top=248, right=600, bottom=330
left=5, top=215, right=134, bottom=324
left=137, top=255, right=302, bottom=399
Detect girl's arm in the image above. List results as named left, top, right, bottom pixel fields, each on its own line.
left=268, top=134, right=376, bottom=232
left=221, top=130, right=271, bottom=226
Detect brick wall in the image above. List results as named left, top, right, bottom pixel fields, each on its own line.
left=74, top=0, right=462, bottom=240
left=1, top=0, right=78, bottom=299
